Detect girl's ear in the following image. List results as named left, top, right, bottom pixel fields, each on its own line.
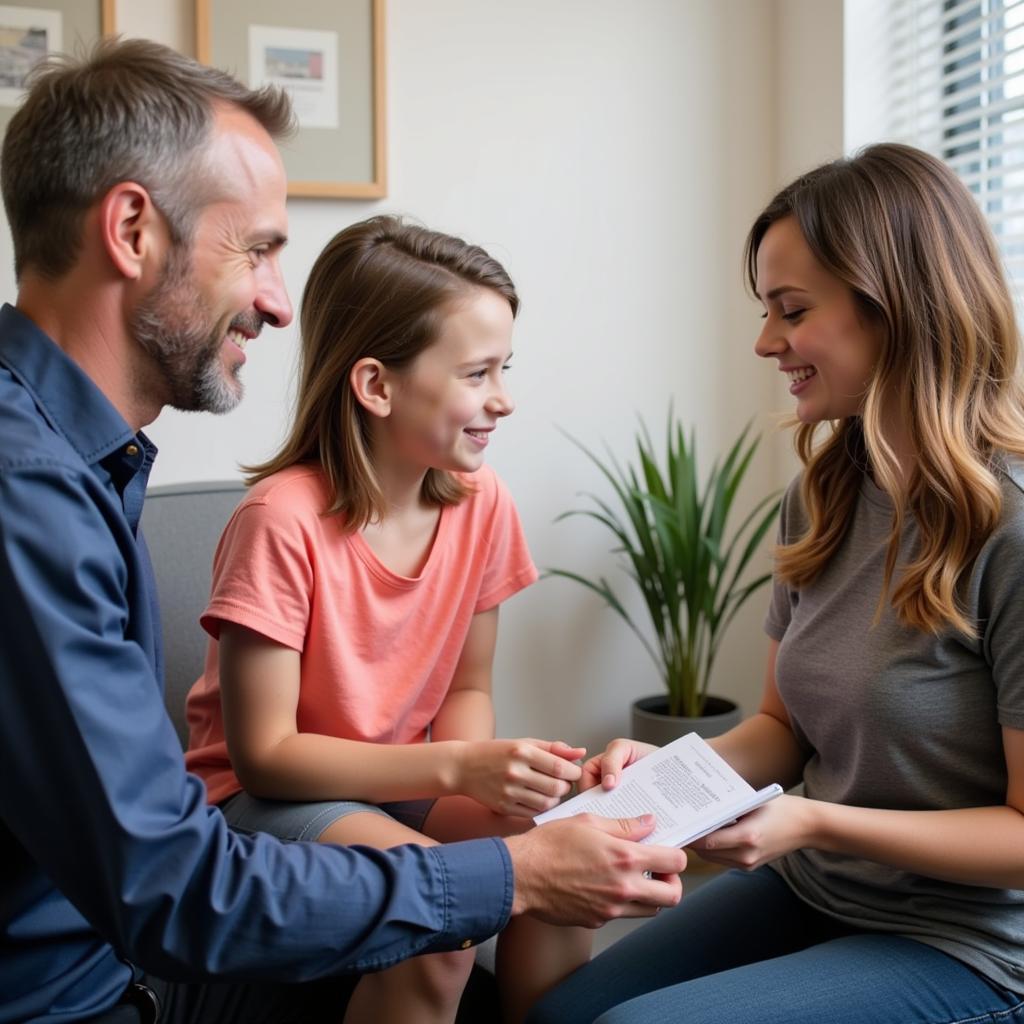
left=350, top=357, right=393, bottom=418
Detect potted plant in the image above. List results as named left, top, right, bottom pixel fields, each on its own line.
left=548, top=413, right=780, bottom=745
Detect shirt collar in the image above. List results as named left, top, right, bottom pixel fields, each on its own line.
left=0, top=302, right=141, bottom=466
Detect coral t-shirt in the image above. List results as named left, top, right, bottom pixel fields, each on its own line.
left=185, top=464, right=537, bottom=804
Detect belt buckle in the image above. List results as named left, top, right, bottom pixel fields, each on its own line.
left=124, top=982, right=162, bottom=1024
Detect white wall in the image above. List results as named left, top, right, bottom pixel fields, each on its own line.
left=12, top=0, right=844, bottom=753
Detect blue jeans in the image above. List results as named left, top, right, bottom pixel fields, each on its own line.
left=527, top=867, right=1024, bottom=1024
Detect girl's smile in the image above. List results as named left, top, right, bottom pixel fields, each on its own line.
left=377, top=286, right=516, bottom=478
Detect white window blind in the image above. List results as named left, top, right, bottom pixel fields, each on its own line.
left=866, top=0, right=1024, bottom=292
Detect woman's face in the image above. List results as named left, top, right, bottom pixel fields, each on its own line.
left=754, top=216, right=883, bottom=424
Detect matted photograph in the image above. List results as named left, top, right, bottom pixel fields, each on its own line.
left=0, top=0, right=111, bottom=133
left=249, top=25, right=339, bottom=130
left=197, top=0, right=386, bottom=199
left=0, top=6, right=61, bottom=106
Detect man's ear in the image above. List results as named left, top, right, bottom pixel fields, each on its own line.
left=97, top=181, right=166, bottom=281
left=350, top=357, right=393, bottom=418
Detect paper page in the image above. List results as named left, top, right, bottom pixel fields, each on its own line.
left=534, top=732, right=782, bottom=847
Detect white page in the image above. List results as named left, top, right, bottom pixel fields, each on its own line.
left=534, top=732, right=783, bottom=847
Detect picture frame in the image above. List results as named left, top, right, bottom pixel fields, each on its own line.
left=0, top=0, right=114, bottom=126
left=195, top=0, right=386, bottom=199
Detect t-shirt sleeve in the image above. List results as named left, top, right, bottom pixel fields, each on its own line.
left=764, top=474, right=804, bottom=642
left=475, top=470, right=538, bottom=613
left=976, top=483, right=1024, bottom=729
left=200, top=497, right=314, bottom=651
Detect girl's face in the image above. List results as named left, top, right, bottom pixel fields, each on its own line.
left=754, top=216, right=883, bottom=424
left=383, top=286, right=515, bottom=475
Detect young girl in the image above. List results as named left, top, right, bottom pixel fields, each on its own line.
left=528, top=144, right=1024, bottom=1024
left=185, top=216, right=591, bottom=1024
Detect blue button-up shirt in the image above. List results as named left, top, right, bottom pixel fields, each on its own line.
left=0, top=304, right=513, bottom=1022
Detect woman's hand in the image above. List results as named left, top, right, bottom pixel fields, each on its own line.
left=688, top=793, right=815, bottom=870
left=579, top=738, right=659, bottom=792
left=453, top=738, right=585, bottom=816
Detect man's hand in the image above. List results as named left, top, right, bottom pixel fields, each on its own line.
left=453, top=738, right=585, bottom=816
left=503, top=814, right=686, bottom=927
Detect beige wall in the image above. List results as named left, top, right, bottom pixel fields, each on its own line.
left=9, top=0, right=845, bottom=749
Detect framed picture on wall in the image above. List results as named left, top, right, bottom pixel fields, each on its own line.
left=0, top=0, right=113, bottom=118
left=195, top=0, right=386, bottom=199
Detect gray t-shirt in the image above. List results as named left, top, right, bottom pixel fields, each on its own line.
left=766, top=463, right=1024, bottom=994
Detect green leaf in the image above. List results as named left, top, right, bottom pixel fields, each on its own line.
left=548, top=414, right=778, bottom=716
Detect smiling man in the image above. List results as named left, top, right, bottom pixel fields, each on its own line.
left=0, top=39, right=685, bottom=1024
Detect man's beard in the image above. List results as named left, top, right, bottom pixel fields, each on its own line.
left=131, top=245, right=262, bottom=415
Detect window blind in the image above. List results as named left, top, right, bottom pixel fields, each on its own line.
left=874, top=0, right=1024, bottom=288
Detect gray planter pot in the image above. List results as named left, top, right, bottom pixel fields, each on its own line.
left=630, top=694, right=742, bottom=747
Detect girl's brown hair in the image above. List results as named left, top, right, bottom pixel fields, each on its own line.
left=245, top=215, right=519, bottom=529
left=745, top=143, right=1024, bottom=636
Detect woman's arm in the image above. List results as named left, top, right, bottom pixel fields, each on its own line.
left=219, top=619, right=581, bottom=814
left=707, top=640, right=808, bottom=790
left=693, top=647, right=1024, bottom=890
left=697, top=726, right=1024, bottom=889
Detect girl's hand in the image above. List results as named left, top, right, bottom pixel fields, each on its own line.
left=688, top=793, right=814, bottom=870
left=579, top=738, right=659, bottom=792
left=454, top=739, right=585, bottom=816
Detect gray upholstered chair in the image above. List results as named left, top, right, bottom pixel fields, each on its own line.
left=141, top=479, right=245, bottom=747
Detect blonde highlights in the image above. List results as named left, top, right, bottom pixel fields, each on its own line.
left=245, top=216, right=518, bottom=529
left=746, top=143, right=1024, bottom=636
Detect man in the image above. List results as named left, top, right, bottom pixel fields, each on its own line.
left=0, top=39, right=685, bottom=1023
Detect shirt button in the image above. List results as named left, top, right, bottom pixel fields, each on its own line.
left=125, top=444, right=139, bottom=457
left=459, top=939, right=473, bottom=950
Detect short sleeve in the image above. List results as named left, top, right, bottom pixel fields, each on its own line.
left=764, top=474, right=804, bottom=642
left=975, top=476, right=1024, bottom=729
left=200, top=497, right=315, bottom=651
left=474, top=470, right=538, bottom=613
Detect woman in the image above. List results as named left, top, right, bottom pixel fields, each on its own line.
left=528, top=143, right=1024, bottom=1024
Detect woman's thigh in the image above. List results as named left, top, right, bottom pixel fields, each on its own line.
left=594, top=934, right=1024, bottom=1024
left=528, top=866, right=828, bottom=1024
left=529, top=866, right=1024, bottom=1024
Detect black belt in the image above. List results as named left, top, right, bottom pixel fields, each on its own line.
left=88, top=982, right=162, bottom=1024
left=120, top=982, right=161, bottom=1024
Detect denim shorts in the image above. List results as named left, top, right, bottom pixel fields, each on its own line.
left=220, top=791, right=436, bottom=842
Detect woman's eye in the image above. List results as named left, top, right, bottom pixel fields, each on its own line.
left=468, top=369, right=487, bottom=380
left=782, top=309, right=806, bottom=322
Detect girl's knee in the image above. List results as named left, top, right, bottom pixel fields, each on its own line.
left=412, top=947, right=476, bottom=1006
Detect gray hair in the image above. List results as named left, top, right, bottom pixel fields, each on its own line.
left=1, top=36, right=293, bottom=280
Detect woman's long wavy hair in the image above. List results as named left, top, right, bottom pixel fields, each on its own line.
left=745, top=143, right=1024, bottom=636
left=245, top=215, right=518, bottom=529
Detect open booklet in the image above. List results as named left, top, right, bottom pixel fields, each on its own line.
left=534, top=732, right=783, bottom=847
